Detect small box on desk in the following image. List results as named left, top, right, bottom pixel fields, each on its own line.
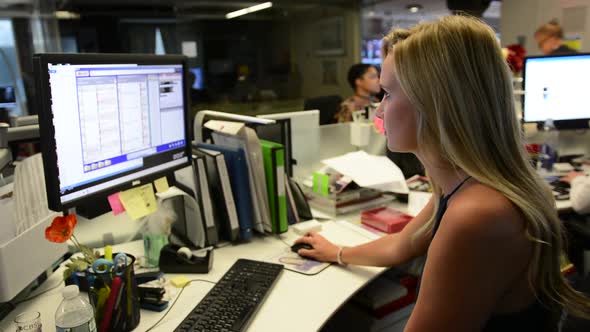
left=361, top=207, right=413, bottom=234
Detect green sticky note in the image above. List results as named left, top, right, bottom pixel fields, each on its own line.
left=313, top=172, right=330, bottom=196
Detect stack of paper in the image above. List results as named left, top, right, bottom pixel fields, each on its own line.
left=322, top=151, right=409, bottom=194
left=13, top=154, right=56, bottom=236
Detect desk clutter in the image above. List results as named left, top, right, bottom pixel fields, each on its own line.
left=65, top=252, right=141, bottom=331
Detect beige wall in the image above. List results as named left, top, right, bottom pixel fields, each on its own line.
left=288, top=6, right=361, bottom=99
left=501, top=0, right=590, bottom=54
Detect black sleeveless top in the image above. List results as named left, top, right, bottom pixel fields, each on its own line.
left=422, top=176, right=558, bottom=332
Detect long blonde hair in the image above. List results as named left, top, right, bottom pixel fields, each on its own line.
left=381, top=15, right=590, bottom=318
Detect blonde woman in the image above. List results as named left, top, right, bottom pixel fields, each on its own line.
left=294, top=16, right=590, bottom=331
left=534, top=19, right=577, bottom=55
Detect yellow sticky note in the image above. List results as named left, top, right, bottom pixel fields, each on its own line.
left=118, top=184, right=157, bottom=220
left=171, top=276, right=191, bottom=288
left=154, top=177, right=169, bottom=193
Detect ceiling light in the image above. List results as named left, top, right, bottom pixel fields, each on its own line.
left=55, top=11, right=80, bottom=20
left=406, top=4, right=423, bottom=13
left=226, top=2, right=273, bottom=19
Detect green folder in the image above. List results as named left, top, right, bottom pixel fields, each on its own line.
left=260, top=140, right=288, bottom=234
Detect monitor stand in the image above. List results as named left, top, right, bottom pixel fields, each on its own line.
left=76, top=195, right=111, bottom=219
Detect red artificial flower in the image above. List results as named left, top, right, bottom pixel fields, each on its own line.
left=506, top=44, right=526, bottom=74
left=45, top=214, right=77, bottom=243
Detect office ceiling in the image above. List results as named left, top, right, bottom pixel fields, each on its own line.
left=55, top=0, right=357, bottom=18
left=359, top=0, right=501, bottom=33
left=361, top=0, right=501, bottom=20
left=0, top=0, right=357, bottom=19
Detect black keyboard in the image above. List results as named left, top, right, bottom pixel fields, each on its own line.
left=174, top=259, right=283, bottom=332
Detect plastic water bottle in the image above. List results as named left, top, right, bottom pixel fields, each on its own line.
left=55, top=285, right=97, bottom=332
left=542, top=119, right=559, bottom=171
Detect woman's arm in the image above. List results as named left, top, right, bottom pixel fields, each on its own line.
left=294, top=196, right=434, bottom=267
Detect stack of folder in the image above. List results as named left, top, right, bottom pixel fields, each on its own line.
left=175, top=119, right=293, bottom=246
left=305, top=186, right=394, bottom=216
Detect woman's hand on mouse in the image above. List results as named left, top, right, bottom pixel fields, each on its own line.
left=294, top=231, right=339, bottom=263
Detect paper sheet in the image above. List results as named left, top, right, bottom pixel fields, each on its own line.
left=204, top=120, right=244, bottom=136
left=322, top=151, right=409, bottom=194
left=13, top=154, right=55, bottom=236
left=119, top=184, right=157, bottom=220
left=407, top=191, right=432, bottom=217
left=181, top=41, right=198, bottom=58
left=320, top=220, right=378, bottom=247
left=0, top=182, right=15, bottom=245
left=154, top=177, right=170, bottom=193
left=107, top=193, right=125, bottom=216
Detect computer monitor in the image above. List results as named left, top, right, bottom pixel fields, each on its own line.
left=34, top=53, right=192, bottom=212
left=258, top=110, right=320, bottom=179
left=361, top=39, right=382, bottom=65
left=523, top=53, right=590, bottom=129
left=0, top=85, right=16, bottom=108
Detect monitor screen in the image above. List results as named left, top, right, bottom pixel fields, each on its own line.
left=35, top=54, right=191, bottom=210
left=523, top=54, right=590, bottom=124
left=361, top=39, right=382, bottom=65
left=0, top=85, right=16, bottom=108
left=189, top=67, right=203, bottom=90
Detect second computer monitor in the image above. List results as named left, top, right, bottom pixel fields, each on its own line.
left=258, top=110, right=320, bottom=179
left=523, top=53, right=590, bottom=129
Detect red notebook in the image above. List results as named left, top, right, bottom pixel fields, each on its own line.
left=361, top=207, right=413, bottom=234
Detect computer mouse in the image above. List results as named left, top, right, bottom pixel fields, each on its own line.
left=291, top=243, right=313, bottom=254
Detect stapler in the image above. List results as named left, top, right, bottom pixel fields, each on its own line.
left=158, top=244, right=213, bottom=274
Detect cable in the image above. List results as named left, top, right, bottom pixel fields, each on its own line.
left=276, top=234, right=292, bottom=248
left=145, top=279, right=217, bottom=332
left=11, top=280, right=63, bottom=306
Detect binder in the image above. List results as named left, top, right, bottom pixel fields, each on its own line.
left=211, top=130, right=270, bottom=233
left=284, top=174, right=300, bottom=225
left=195, top=143, right=254, bottom=241
left=260, top=140, right=288, bottom=234
left=172, top=166, right=207, bottom=248
left=193, top=154, right=218, bottom=245
left=195, top=147, right=240, bottom=242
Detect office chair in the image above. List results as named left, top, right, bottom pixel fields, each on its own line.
left=304, top=95, right=342, bottom=125
left=386, top=150, right=425, bottom=178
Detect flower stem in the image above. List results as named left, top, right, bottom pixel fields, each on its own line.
left=70, top=234, right=83, bottom=252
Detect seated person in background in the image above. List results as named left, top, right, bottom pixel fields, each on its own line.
left=334, top=64, right=381, bottom=123
left=561, top=171, right=590, bottom=214
left=296, top=16, right=590, bottom=331
left=535, top=19, right=578, bottom=55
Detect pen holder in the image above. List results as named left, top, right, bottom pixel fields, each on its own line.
left=85, top=253, right=141, bottom=332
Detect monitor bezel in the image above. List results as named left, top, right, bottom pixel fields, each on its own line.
left=522, top=52, right=590, bottom=129
left=34, top=53, right=193, bottom=212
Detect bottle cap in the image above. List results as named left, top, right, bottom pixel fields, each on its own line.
left=62, top=285, right=79, bottom=299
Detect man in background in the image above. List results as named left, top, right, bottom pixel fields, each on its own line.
left=334, top=64, right=380, bottom=123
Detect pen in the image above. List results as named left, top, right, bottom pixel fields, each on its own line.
left=100, top=276, right=122, bottom=332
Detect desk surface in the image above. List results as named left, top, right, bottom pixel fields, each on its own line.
left=0, top=191, right=573, bottom=331
left=0, top=218, right=390, bottom=332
